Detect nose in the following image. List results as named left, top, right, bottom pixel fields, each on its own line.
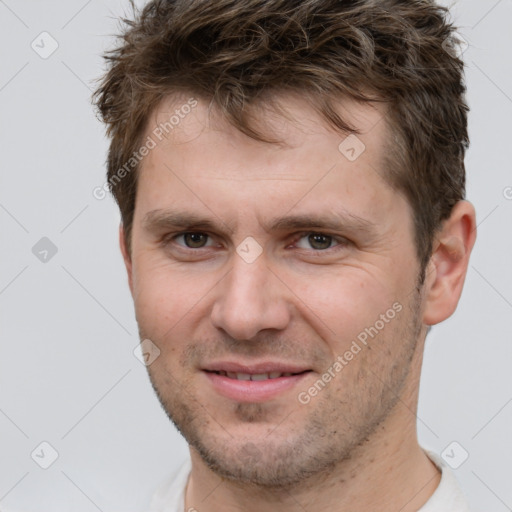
left=210, top=254, right=291, bottom=340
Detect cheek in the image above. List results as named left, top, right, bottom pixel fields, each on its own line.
left=289, top=268, right=404, bottom=347
left=131, top=259, right=196, bottom=338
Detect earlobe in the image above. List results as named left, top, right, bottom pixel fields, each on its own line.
left=119, top=223, right=134, bottom=296
left=422, top=200, right=477, bottom=326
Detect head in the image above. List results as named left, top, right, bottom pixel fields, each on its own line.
left=93, top=0, right=476, bottom=489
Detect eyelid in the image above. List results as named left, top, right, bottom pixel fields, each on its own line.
left=162, top=230, right=350, bottom=252
left=291, top=231, right=350, bottom=250
left=163, top=231, right=216, bottom=249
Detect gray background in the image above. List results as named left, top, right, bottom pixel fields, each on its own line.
left=0, top=0, right=511, bottom=510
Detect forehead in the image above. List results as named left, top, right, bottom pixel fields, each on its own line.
left=134, top=91, right=404, bottom=234
left=143, top=93, right=389, bottom=180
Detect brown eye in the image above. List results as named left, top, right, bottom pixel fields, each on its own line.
left=182, top=232, right=209, bottom=248
left=307, top=233, right=333, bottom=250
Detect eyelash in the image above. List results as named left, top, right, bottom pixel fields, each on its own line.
left=163, top=231, right=350, bottom=253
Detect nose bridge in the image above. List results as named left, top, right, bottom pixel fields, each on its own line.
left=211, top=253, right=289, bottom=339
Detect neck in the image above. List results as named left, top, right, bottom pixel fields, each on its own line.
left=185, top=341, right=440, bottom=511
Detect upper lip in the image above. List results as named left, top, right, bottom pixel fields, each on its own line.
left=202, top=361, right=311, bottom=375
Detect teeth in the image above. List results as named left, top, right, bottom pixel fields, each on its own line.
left=214, top=370, right=300, bottom=380
left=251, top=373, right=268, bottom=381
left=220, top=371, right=297, bottom=380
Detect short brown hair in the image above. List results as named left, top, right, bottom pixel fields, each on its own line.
left=92, top=0, right=468, bottom=281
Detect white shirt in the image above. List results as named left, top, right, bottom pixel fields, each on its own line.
left=149, top=448, right=472, bottom=512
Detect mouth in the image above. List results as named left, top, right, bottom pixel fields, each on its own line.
left=207, top=370, right=310, bottom=380
left=202, top=362, right=313, bottom=402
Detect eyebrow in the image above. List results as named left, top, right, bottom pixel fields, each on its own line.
left=142, top=210, right=233, bottom=234
left=142, top=209, right=378, bottom=238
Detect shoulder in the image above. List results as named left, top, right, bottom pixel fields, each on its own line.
left=419, top=448, right=472, bottom=512
left=148, top=457, right=192, bottom=512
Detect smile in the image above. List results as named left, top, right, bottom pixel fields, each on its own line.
left=211, top=370, right=304, bottom=381
left=202, top=366, right=312, bottom=402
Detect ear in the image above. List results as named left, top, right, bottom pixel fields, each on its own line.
left=119, top=223, right=134, bottom=296
left=422, top=200, right=477, bottom=325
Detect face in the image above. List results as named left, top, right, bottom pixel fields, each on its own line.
left=124, top=93, right=429, bottom=487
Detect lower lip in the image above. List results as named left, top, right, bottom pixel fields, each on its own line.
left=203, top=371, right=311, bottom=403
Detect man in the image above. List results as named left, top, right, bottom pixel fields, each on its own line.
left=93, top=0, right=476, bottom=510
